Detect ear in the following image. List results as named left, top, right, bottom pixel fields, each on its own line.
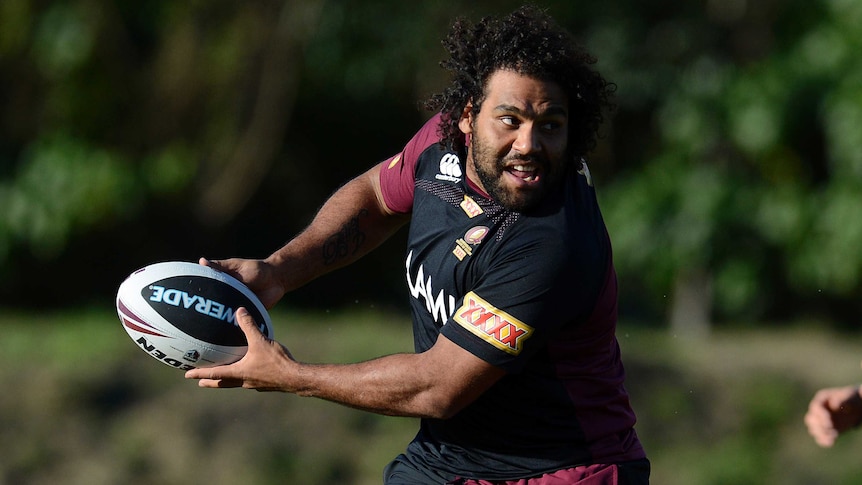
left=458, top=102, right=474, bottom=135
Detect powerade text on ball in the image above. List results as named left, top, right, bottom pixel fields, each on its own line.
left=148, top=285, right=237, bottom=323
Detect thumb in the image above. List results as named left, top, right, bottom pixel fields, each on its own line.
left=200, top=257, right=228, bottom=273
left=235, top=307, right=266, bottom=344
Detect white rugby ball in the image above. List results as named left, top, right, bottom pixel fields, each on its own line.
left=116, top=261, right=273, bottom=370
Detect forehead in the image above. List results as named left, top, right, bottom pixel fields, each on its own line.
left=481, top=69, right=568, bottom=114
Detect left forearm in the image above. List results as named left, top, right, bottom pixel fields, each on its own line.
left=189, top=313, right=506, bottom=420
left=288, top=353, right=450, bottom=418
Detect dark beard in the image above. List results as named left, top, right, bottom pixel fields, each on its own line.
left=471, top=135, right=548, bottom=212
left=474, top=162, right=540, bottom=212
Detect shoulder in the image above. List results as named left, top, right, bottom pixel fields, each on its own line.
left=379, top=114, right=447, bottom=214
left=391, top=113, right=446, bottom=170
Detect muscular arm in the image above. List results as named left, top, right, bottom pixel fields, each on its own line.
left=205, top=162, right=409, bottom=308
left=291, top=336, right=503, bottom=418
left=187, top=308, right=506, bottom=419
left=268, top=162, right=409, bottom=292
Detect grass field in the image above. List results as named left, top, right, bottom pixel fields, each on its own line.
left=2, top=307, right=862, bottom=484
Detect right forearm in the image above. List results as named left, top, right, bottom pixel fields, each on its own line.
left=265, top=165, right=408, bottom=292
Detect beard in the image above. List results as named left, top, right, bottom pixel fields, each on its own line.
left=470, top=131, right=564, bottom=212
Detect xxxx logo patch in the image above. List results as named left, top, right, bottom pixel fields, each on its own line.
left=453, top=292, right=534, bottom=355
left=460, top=195, right=483, bottom=218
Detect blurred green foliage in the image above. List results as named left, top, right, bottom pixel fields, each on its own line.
left=4, top=309, right=862, bottom=484
left=0, top=0, right=860, bottom=326
left=593, top=0, right=862, bottom=325
left=0, top=134, right=138, bottom=259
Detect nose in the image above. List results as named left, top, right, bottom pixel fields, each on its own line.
left=512, top=123, right=539, bottom=155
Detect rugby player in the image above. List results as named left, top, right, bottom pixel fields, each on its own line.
left=187, top=6, right=650, bottom=484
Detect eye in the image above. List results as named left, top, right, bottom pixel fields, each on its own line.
left=500, top=116, right=520, bottom=127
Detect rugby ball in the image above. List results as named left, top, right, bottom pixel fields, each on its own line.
left=116, top=261, right=273, bottom=370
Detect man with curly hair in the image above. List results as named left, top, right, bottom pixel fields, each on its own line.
left=187, top=6, right=649, bottom=484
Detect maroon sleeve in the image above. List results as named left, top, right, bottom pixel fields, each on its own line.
left=378, top=113, right=443, bottom=214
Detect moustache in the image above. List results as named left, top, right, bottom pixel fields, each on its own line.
left=501, top=154, right=547, bottom=167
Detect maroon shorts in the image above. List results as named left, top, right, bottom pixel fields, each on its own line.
left=448, top=459, right=650, bottom=485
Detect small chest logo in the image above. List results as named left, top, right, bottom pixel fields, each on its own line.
left=464, top=226, right=489, bottom=244
left=436, top=153, right=462, bottom=183
left=452, top=226, right=489, bottom=261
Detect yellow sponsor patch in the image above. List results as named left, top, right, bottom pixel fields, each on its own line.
left=453, top=292, right=533, bottom=355
left=460, top=195, right=483, bottom=218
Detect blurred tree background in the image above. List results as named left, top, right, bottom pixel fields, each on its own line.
left=1, top=0, right=861, bottom=330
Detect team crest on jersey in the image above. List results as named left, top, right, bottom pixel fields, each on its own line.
left=436, top=153, right=462, bottom=183
left=452, top=226, right=489, bottom=261
left=453, top=292, right=534, bottom=355
left=460, top=195, right=483, bottom=218
left=464, top=226, right=489, bottom=245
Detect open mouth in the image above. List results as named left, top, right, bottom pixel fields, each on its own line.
left=507, top=164, right=540, bottom=183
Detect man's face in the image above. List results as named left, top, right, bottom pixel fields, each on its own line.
left=459, top=70, right=570, bottom=212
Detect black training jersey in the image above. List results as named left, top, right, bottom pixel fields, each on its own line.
left=379, top=113, right=645, bottom=480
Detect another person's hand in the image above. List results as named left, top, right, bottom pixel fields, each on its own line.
left=200, top=257, right=285, bottom=309
left=804, top=384, right=862, bottom=447
left=185, top=307, right=296, bottom=391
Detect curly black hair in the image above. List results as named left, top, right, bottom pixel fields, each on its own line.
left=425, top=5, right=615, bottom=162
